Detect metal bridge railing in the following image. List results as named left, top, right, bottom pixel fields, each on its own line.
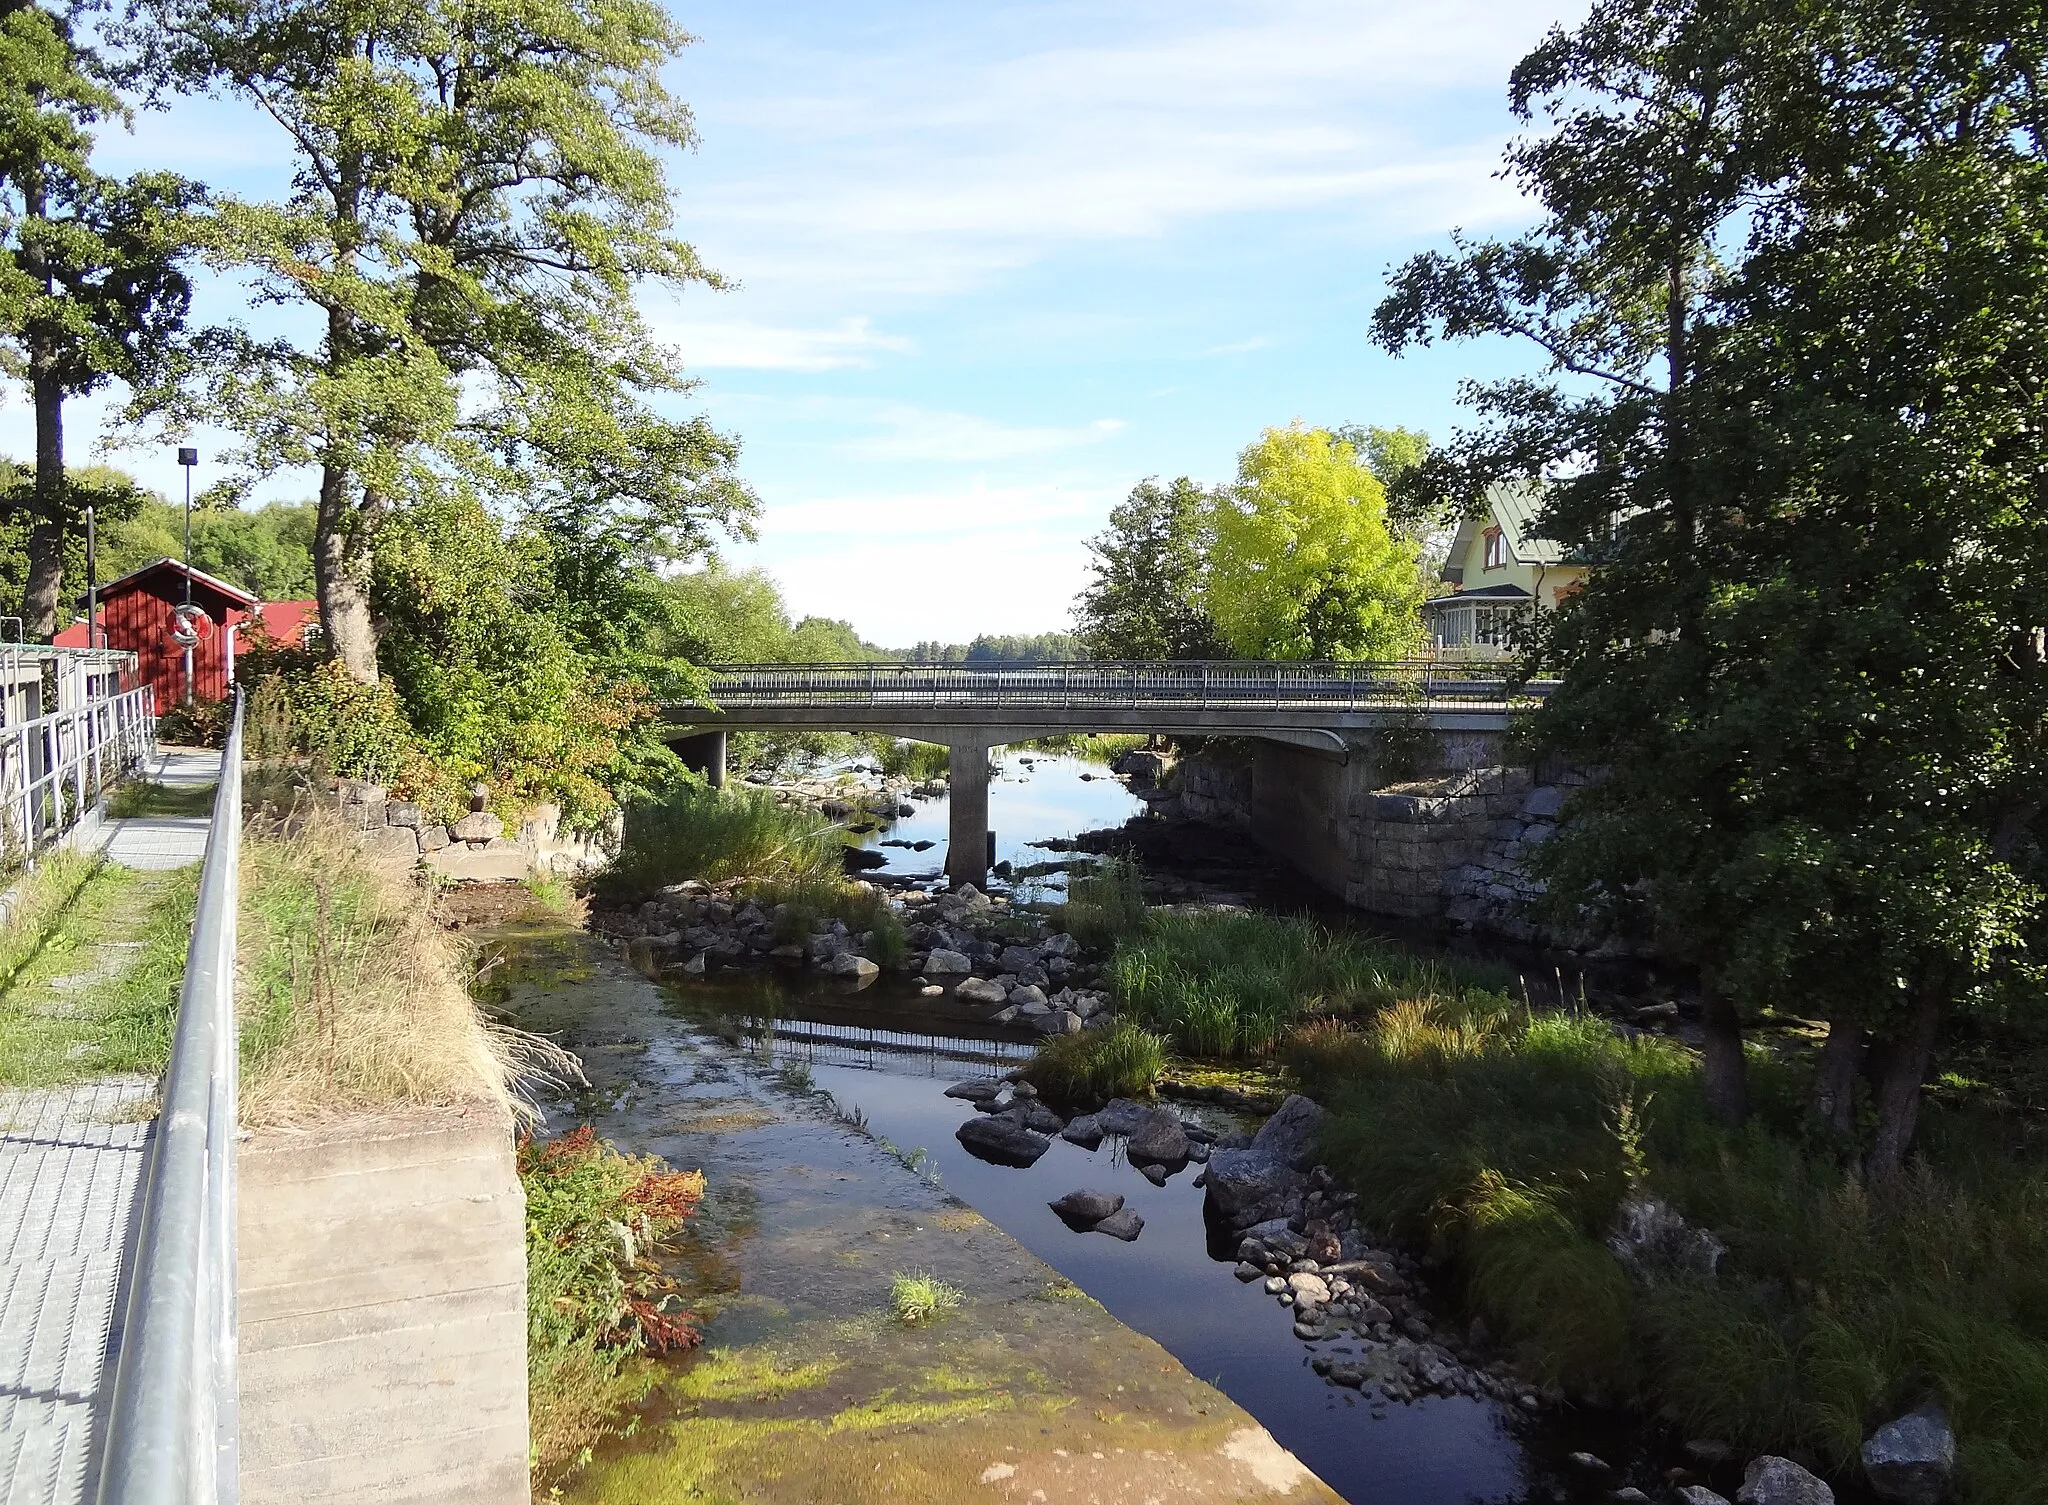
left=696, top=659, right=1550, bottom=711
left=98, top=692, right=244, bottom=1505
left=0, top=685, right=158, bottom=866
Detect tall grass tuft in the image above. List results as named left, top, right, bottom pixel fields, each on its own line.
left=238, top=807, right=564, bottom=1124
left=1286, top=990, right=2048, bottom=1497
left=596, top=784, right=843, bottom=902
left=1060, top=854, right=1150, bottom=950
left=872, top=738, right=951, bottom=783
left=1020, top=1020, right=1166, bottom=1103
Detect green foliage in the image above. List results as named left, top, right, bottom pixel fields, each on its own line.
left=1288, top=994, right=2048, bottom=1496
left=864, top=905, right=909, bottom=971
left=1204, top=425, right=1428, bottom=661
left=596, top=786, right=841, bottom=903
left=1073, top=478, right=1222, bottom=661
left=1372, top=0, right=2048, bottom=1166
left=1057, top=855, right=1149, bottom=951
left=520, top=1126, right=703, bottom=1483
left=889, top=1271, right=962, bottom=1325
left=99, top=495, right=316, bottom=600
left=872, top=738, right=950, bottom=784
left=1020, top=1021, right=1166, bottom=1104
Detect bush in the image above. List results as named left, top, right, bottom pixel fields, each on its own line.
left=521, top=1126, right=705, bottom=1483
left=596, top=785, right=843, bottom=902
left=1020, top=1021, right=1166, bottom=1104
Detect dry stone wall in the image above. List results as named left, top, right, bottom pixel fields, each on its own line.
left=334, top=779, right=616, bottom=882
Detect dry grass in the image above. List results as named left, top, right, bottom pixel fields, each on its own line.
left=237, top=806, right=570, bottom=1125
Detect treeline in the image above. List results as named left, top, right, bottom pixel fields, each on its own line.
left=1072, top=423, right=1435, bottom=663
left=894, top=633, right=1082, bottom=664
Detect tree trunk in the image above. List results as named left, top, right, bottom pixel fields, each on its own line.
left=314, top=465, right=380, bottom=684
left=19, top=177, right=65, bottom=642
left=1810, top=1017, right=1867, bottom=1139
left=1700, top=989, right=1748, bottom=1127
left=1864, top=990, right=1942, bottom=1179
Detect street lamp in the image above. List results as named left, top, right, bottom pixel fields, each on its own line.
left=177, top=447, right=198, bottom=703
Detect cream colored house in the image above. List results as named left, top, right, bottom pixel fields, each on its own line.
left=1421, top=480, right=1587, bottom=653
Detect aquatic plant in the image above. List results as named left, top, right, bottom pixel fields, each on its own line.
left=1021, top=1020, right=1166, bottom=1103
left=890, top=1271, right=963, bottom=1325
left=595, top=785, right=843, bottom=902
left=1059, top=853, right=1149, bottom=949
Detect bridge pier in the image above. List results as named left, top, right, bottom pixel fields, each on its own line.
left=945, top=739, right=991, bottom=888
left=676, top=730, right=727, bottom=789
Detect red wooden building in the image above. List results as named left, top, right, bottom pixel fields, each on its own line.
left=53, top=559, right=318, bottom=705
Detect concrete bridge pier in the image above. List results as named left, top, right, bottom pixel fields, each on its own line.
left=676, top=730, right=727, bottom=789
left=945, top=739, right=991, bottom=889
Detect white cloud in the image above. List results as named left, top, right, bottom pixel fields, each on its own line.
left=657, top=315, right=913, bottom=371
left=841, top=409, right=1125, bottom=463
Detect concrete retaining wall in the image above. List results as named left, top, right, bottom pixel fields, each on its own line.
left=238, top=1107, right=530, bottom=1505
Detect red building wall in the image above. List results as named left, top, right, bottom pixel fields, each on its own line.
left=56, top=562, right=254, bottom=705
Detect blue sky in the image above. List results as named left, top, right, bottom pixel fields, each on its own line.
left=5, top=0, right=1582, bottom=645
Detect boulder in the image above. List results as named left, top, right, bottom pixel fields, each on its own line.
left=998, top=945, right=1042, bottom=974
left=1015, top=1101, right=1066, bottom=1134
left=1125, top=1110, right=1190, bottom=1170
left=1032, top=1009, right=1083, bottom=1036
left=955, top=1115, right=1051, bottom=1167
left=955, top=978, right=1009, bottom=1006
left=1678, top=1491, right=1733, bottom=1505
left=1203, top=1147, right=1304, bottom=1223
left=418, top=824, right=450, bottom=853
left=1060, top=1114, right=1104, bottom=1150
left=924, top=949, right=973, bottom=976
left=451, top=811, right=504, bottom=844
left=1138, top=1163, right=1170, bottom=1186
left=824, top=953, right=879, bottom=984
left=943, top=1081, right=1003, bottom=1103
left=1286, top=1272, right=1330, bottom=1305
left=1609, top=1196, right=1726, bottom=1282
left=1250, top=1094, right=1327, bottom=1171
left=1091, top=1207, right=1143, bottom=1241
left=1009, top=984, right=1048, bottom=1008
left=1860, top=1404, right=1954, bottom=1505
left=1049, top=1190, right=1123, bottom=1228
left=1094, top=1098, right=1153, bottom=1137
left=384, top=800, right=422, bottom=829
left=1039, top=932, right=1079, bottom=958
left=1737, top=1457, right=1834, bottom=1505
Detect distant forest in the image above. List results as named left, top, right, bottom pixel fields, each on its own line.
left=892, top=633, right=1083, bottom=663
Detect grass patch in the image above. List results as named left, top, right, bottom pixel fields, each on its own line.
left=597, top=785, right=845, bottom=903
left=1108, top=908, right=1497, bottom=1057
left=106, top=778, right=218, bottom=819
left=1282, top=993, right=2048, bottom=1500
left=870, top=738, right=951, bottom=783
left=238, top=807, right=550, bottom=1123
left=522, top=1125, right=706, bottom=1486
left=889, top=1271, right=962, bottom=1326
left=1022, top=732, right=1147, bottom=765
left=1058, top=854, right=1149, bottom=950
left=1020, top=1020, right=1166, bottom=1104
left=0, top=853, right=198, bottom=1088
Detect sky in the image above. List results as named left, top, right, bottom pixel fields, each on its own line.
left=4, top=0, right=1583, bottom=646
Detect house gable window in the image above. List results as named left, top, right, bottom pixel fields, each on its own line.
left=1482, top=527, right=1507, bottom=571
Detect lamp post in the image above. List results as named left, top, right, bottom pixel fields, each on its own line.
left=177, top=447, right=198, bottom=703
left=84, top=505, right=96, bottom=651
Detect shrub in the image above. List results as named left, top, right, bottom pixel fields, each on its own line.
left=1021, top=1021, right=1166, bottom=1103
left=521, top=1125, right=705, bottom=1483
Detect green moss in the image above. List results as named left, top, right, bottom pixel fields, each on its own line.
left=668, top=1348, right=840, bottom=1404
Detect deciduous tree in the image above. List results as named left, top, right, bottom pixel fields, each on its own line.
left=1074, top=477, right=1222, bottom=661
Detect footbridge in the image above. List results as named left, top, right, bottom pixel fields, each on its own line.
left=667, top=660, right=1549, bottom=887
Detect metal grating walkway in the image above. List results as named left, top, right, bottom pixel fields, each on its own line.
left=0, top=1078, right=156, bottom=1505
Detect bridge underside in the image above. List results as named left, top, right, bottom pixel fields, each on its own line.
left=664, top=702, right=1520, bottom=889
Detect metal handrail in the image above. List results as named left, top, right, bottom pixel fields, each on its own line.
left=0, top=685, right=158, bottom=864
left=694, top=659, right=1554, bottom=711
left=98, top=691, right=244, bottom=1505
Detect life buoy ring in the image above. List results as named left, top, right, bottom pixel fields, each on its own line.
left=168, top=603, right=213, bottom=648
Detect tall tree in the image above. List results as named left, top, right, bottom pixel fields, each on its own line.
left=1374, top=0, right=2048, bottom=1166
left=1074, top=477, right=1223, bottom=661
left=130, top=0, right=754, bottom=680
left=1203, top=425, right=1425, bottom=662
left=0, top=0, right=192, bottom=636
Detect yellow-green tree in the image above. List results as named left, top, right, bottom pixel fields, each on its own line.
left=1203, top=425, right=1426, bottom=661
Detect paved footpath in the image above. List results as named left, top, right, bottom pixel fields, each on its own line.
left=0, top=745, right=218, bottom=1505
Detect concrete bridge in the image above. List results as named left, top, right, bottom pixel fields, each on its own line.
left=666, top=660, right=1546, bottom=887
